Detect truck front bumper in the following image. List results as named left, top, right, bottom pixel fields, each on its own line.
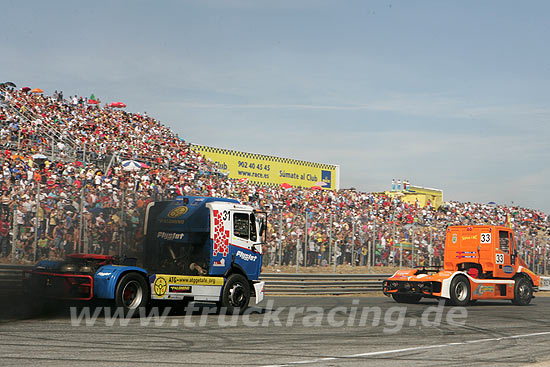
left=253, top=281, right=265, bottom=304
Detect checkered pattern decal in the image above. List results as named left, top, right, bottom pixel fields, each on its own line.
left=191, top=144, right=336, bottom=170
left=212, top=209, right=229, bottom=257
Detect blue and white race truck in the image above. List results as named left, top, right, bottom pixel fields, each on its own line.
left=25, top=196, right=266, bottom=314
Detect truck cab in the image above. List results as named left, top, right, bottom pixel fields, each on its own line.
left=143, top=197, right=264, bottom=279
left=141, top=196, right=266, bottom=312
left=444, top=226, right=522, bottom=279
left=384, top=225, right=550, bottom=306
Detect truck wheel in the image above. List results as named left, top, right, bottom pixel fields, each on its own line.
left=220, top=274, right=250, bottom=314
left=449, top=275, right=470, bottom=306
left=391, top=294, right=422, bottom=304
left=512, top=277, right=533, bottom=306
left=115, top=273, right=149, bottom=316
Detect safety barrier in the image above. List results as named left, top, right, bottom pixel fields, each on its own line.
left=260, top=273, right=389, bottom=295
left=0, top=264, right=30, bottom=296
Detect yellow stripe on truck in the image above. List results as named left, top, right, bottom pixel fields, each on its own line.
left=154, top=275, right=224, bottom=286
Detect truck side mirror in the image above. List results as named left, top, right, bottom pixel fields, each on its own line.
left=259, top=220, right=266, bottom=237
left=253, top=243, right=262, bottom=253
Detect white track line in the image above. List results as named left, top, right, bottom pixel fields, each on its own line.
left=260, top=331, right=550, bottom=367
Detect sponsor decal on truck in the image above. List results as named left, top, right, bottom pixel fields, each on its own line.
left=157, top=232, right=185, bottom=240
left=236, top=250, right=258, bottom=262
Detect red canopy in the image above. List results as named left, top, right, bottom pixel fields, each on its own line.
left=109, top=102, right=126, bottom=108
left=281, top=183, right=292, bottom=189
left=88, top=99, right=100, bottom=105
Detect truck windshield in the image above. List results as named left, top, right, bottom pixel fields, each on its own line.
left=233, top=213, right=250, bottom=239
left=499, top=231, right=510, bottom=253
left=233, top=212, right=257, bottom=242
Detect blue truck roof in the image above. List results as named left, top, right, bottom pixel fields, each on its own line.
left=151, top=196, right=240, bottom=235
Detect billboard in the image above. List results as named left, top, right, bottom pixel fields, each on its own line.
left=386, top=183, right=443, bottom=209
left=191, top=144, right=340, bottom=190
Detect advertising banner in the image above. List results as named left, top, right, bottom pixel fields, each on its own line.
left=191, top=144, right=340, bottom=190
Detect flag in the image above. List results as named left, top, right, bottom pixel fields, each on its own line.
left=90, top=93, right=96, bottom=100
left=505, top=212, right=512, bottom=228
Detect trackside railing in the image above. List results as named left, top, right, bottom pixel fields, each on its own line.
left=0, top=264, right=30, bottom=296
left=260, top=273, right=389, bottom=295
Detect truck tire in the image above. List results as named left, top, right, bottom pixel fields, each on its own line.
left=391, top=294, right=422, bottom=304
left=512, top=277, right=533, bottom=306
left=115, top=273, right=149, bottom=316
left=220, top=274, right=250, bottom=314
left=449, top=275, right=470, bottom=306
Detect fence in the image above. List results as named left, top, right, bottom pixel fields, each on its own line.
left=263, top=209, right=550, bottom=274
left=260, top=273, right=388, bottom=295
left=264, top=208, right=448, bottom=270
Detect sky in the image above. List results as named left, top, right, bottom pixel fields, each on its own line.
left=2, top=0, right=549, bottom=213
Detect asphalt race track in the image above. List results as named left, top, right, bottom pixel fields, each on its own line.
left=1, top=296, right=550, bottom=367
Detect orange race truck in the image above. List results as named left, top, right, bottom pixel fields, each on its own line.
left=383, top=225, right=550, bottom=306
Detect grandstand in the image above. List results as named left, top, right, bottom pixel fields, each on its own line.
left=0, top=83, right=548, bottom=273
left=386, top=183, right=443, bottom=209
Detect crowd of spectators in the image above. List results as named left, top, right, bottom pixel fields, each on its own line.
left=0, top=84, right=549, bottom=273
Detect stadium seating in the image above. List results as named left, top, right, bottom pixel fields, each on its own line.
left=0, top=85, right=548, bottom=272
